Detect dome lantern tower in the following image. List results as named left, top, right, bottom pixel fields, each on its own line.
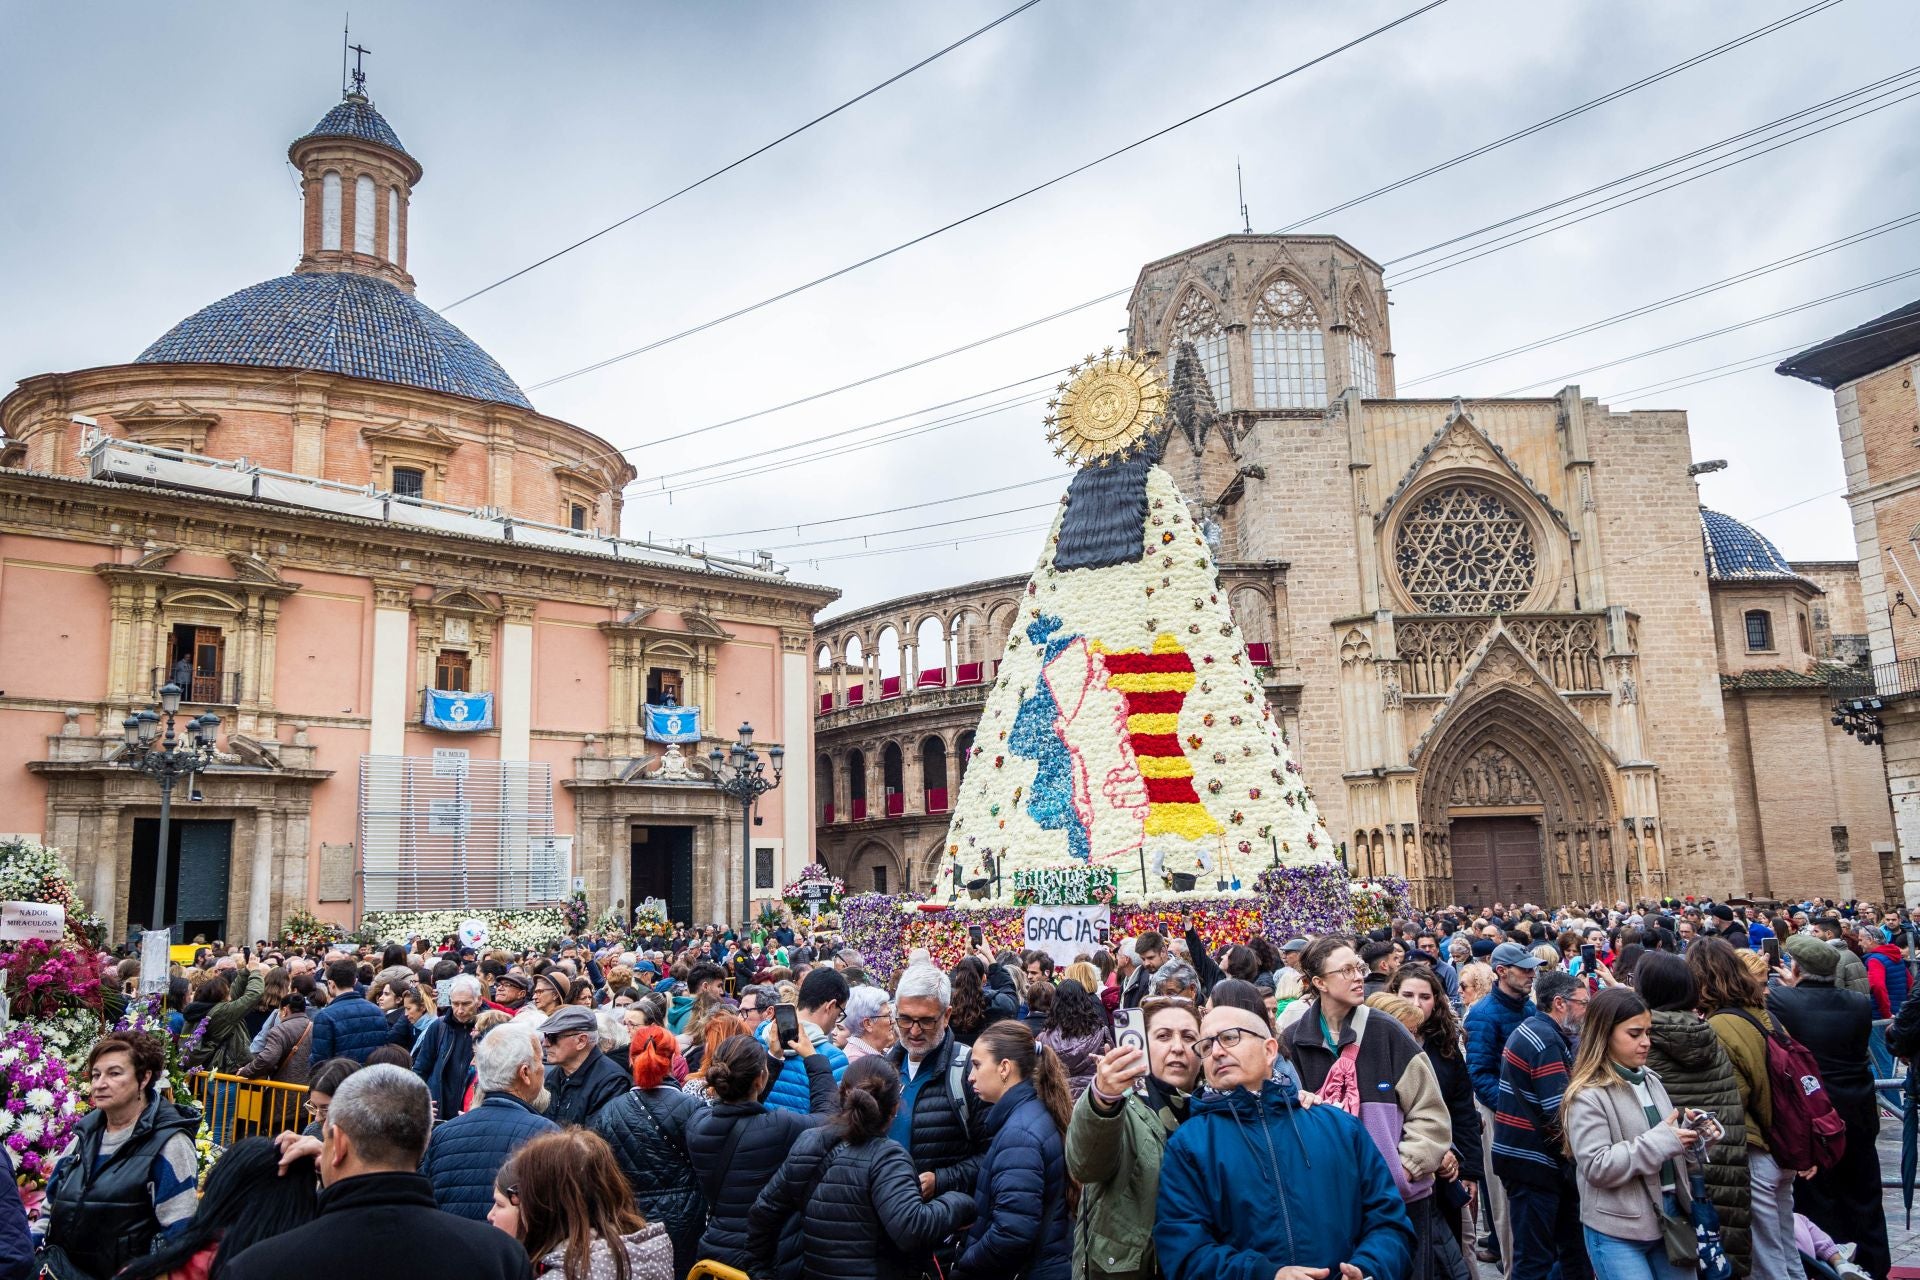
left=288, top=66, right=423, bottom=293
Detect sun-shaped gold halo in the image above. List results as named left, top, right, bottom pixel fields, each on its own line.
left=1043, top=348, right=1167, bottom=465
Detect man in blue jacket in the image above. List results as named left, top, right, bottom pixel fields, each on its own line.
left=1462, top=940, right=1539, bottom=1269
left=309, top=959, right=393, bottom=1067
left=421, top=1024, right=555, bottom=1218
left=1155, top=1003, right=1413, bottom=1280
left=755, top=967, right=848, bottom=1114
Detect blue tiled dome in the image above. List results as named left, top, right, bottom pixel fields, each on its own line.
left=293, top=97, right=413, bottom=163
left=136, top=272, right=534, bottom=411
left=1700, top=507, right=1810, bottom=584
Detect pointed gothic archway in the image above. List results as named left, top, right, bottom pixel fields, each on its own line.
left=1415, top=665, right=1621, bottom=908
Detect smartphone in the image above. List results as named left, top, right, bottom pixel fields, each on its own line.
left=1579, top=944, right=1596, bottom=972
left=773, top=1002, right=800, bottom=1049
left=968, top=924, right=984, bottom=947
left=1763, top=937, right=1781, bottom=966
left=1097, top=923, right=1111, bottom=948
left=1111, top=1008, right=1148, bottom=1094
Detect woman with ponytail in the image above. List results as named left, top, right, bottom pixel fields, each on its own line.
left=748, top=1055, right=976, bottom=1280
left=951, top=1021, right=1073, bottom=1280
left=588, top=1025, right=705, bottom=1278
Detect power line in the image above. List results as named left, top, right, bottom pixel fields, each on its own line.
left=1397, top=208, right=1920, bottom=388
left=805, top=521, right=1054, bottom=566
left=685, top=473, right=1071, bottom=540
left=437, top=0, right=1049, bottom=311
left=585, top=4, right=1853, bottom=449
left=1604, top=310, right=1920, bottom=403
left=523, top=0, right=1453, bottom=393
left=757, top=499, right=1061, bottom=551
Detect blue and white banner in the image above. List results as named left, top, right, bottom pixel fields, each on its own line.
left=644, top=703, right=701, bottom=743
left=424, top=689, right=495, bottom=732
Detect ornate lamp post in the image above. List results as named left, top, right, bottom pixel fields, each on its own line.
left=709, top=722, right=783, bottom=930
left=121, top=683, right=221, bottom=937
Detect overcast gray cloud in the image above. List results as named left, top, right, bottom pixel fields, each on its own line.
left=3, top=0, right=1914, bottom=614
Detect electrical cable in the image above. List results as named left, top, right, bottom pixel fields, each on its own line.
left=1603, top=310, right=1920, bottom=403
left=437, top=0, right=1049, bottom=311
left=523, top=0, right=1453, bottom=393
left=804, top=521, right=1054, bottom=566
left=756, top=499, right=1061, bottom=551
left=685, top=473, right=1072, bottom=540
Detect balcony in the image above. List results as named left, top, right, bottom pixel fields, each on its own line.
left=885, top=792, right=905, bottom=818
left=151, top=667, right=241, bottom=705
left=925, top=787, right=949, bottom=813
left=1829, top=659, right=1920, bottom=706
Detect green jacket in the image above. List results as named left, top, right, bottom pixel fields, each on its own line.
left=1834, top=944, right=1870, bottom=997
left=1063, top=1083, right=1182, bottom=1280
left=199, top=968, right=265, bottom=1075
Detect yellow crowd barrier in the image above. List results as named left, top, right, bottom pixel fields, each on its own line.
left=186, top=1071, right=311, bottom=1145
left=685, top=1263, right=748, bottom=1280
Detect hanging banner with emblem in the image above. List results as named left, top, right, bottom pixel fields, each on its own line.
left=424, top=689, right=495, bottom=732
left=644, top=703, right=702, bottom=743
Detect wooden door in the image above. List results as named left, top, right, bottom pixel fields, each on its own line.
left=1449, top=816, right=1546, bottom=906
left=191, top=628, right=224, bottom=703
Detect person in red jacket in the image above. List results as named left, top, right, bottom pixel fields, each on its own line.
left=1865, top=926, right=1911, bottom=1018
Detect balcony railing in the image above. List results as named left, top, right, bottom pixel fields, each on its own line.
left=1829, top=658, right=1920, bottom=705
left=152, top=668, right=241, bottom=705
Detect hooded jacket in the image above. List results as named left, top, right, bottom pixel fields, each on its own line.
left=952, top=1081, right=1072, bottom=1280
left=1866, top=942, right=1911, bottom=1018
left=1153, top=1075, right=1414, bottom=1280
left=757, top=1019, right=850, bottom=1115
left=682, top=1058, right=836, bottom=1277
left=1036, top=1025, right=1110, bottom=1100
left=1645, top=1008, right=1749, bottom=1274
left=1064, top=1076, right=1189, bottom=1280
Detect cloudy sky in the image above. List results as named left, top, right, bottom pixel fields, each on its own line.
left=3, top=0, right=1915, bottom=617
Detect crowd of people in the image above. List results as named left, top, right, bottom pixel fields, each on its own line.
left=8, top=894, right=1918, bottom=1280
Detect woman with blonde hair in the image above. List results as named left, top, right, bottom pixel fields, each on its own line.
left=1561, top=986, right=1698, bottom=1279
left=1366, top=991, right=1426, bottom=1036
left=1457, top=961, right=1493, bottom=1011
left=1063, top=960, right=1101, bottom=995
left=490, top=1128, right=672, bottom=1280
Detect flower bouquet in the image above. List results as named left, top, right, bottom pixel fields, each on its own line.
left=278, top=908, right=341, bottom=954
left=562, top=891, right=590, bottom=936
left=0, top=1023, right=81, bottom=1205
left=0, top=937, right=106, bottom=1070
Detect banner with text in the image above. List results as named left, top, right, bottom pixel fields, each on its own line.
left=0, top=900, right=65, bottom=942
left=1022, top=904, right=1110, bottom=968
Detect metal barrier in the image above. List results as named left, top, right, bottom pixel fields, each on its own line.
left=185, top=1071, right=311, bottom=1145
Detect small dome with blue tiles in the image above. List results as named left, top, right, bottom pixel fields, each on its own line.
left=1700, top=507, right=1813, bottom=585
left=293, top=95, right=414, bottom=167
left=136, top=272, right=534, bottom=411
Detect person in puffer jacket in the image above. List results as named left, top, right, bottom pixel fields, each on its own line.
left=1035, top=980, right=1111, bottom=1100
left=1155, top=1004, right=1415, bottom=1280
left=1636, top=951, right=1750, bottom=1276
left=951, top=1022, right=1074, bottom=1280
left=748, top=1054, right=976, bottom=1280
left=308, top=959, right=393, bottom=1067
left=590, top=1025, right=706, bottom=1278
left=756, top=968, right=850, bottom=1114
left=1866, top=928, right=1911, bottom=1018
left=420, top=1024, right=556, bottom=1220
left=682, top=1033, right=836, bottom=1279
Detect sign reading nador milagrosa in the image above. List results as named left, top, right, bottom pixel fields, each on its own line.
left=0, top=900, right=65, bottom=941
left=1021, top=904, right=1109, bottom=968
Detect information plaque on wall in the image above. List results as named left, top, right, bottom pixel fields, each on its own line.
left=319, top=842, right=356, bottom=903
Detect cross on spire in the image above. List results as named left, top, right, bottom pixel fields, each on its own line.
left=349, top=42, right=372, bottom=97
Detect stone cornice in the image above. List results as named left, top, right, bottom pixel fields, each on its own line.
left=0, top=469, right=838, bottom=627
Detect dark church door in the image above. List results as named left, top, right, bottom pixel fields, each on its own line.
left=631, top=826, right=694, bottom=926
left=1449, top=816, right=1545, bottom=906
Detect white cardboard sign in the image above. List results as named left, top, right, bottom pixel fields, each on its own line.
left=0, top=901, right=64, bottom=942
left=1021, top=904, right=1110, bottom=968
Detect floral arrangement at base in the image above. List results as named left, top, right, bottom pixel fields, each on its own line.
left=1347, top=876, right=1412, bottom=932
left=1, top=936, right=106, bottom=1070
left=358, top=907, right=571, bottom=952
left=562, top=891, right=589, bottom=936
left=631, top=901, right=669, bottom=934
left=781, top=864, right=844, bottom=914
left=0, top=837, right=103, bottom=946
left=278, top=908, right=343, bottom=953
left=756, top=903, right=787, bottom=931
left=593, top=905, right=627, bottom=935
left=843, top=863, right=1364, bottom=976
left=0, top=1023, right=81, bottom=1197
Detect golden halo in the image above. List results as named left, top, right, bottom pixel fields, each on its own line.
left=1043, top=348, right=1167, bottom=465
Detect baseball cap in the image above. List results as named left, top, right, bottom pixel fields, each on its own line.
left=541, top=1006, right=597, bottom=1038
left=494, top=971, right=534, bottom=995
left=1489, top=941, right=1544, bottom=970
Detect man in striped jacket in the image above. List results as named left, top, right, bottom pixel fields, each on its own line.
left=1492, top=968, right=1591, bottom=1280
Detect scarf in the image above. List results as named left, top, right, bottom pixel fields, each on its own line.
left=1318, top=1012, right=1362, bottom=1116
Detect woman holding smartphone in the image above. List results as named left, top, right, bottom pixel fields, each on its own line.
left=1563, top=986, right=1700, bottom=1280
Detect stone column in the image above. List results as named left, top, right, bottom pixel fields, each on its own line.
left=499, top=598, right=536, bottom=762
left=248, top=811, right=276, bottom=943
left=369, top=580, right=413, bottom=756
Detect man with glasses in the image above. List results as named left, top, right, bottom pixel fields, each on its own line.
left=885, top=964, right=988, bottom=1210
left=1463, top=940, right=1541, bottom=1268
left=540, top=1006, right=628, bottom=1127
left=1492, top=969, right=1591, bottom=1280
left=1155, top=1004, right=1413, bottom=1280
left=735, top=983, right=777, bottom=1037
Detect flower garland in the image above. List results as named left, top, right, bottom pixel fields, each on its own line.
left=0, top=837, right=101, bottom=945
left=358, top=907, right=571, bottom=952
left=0, top=1025, right=80, bottom=1193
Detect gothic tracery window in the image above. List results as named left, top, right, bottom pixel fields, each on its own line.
left=1343, top=293, right=1381, bottom=398
left=1169, top=290, right=1232, bottom=411
left=1250, top=278, right=1326, bottom=409
left=1395, top=484, right=1539, bottom=614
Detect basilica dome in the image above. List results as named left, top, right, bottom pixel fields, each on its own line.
left=136, top=272, right=534, bottom=411
left=1700, top=507, right=1811, bottom=584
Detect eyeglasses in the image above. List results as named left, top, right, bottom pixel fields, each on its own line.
left=304, top=1101, right=330, bottom=1119
left=895, top=1013, right=943, bottom=1031
left=1326, top=962, right=1368, bottom=979
left=1194, top=1026, right=1267, bottom=1056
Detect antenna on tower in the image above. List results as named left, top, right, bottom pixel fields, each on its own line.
left=1237, top=158, right=1251, bottom=234
left=341, top=15, right=350, bottom=98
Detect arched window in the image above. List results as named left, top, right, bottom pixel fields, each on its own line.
left=1745, top=610, right=1774, bottom=651
left=387, top=187, right=400, bottom=261
left=321, top=172, right=342, bottom=251
left=1250, top=278, right=1325, bottom=409
left=1169, top=290, right=1231, bottom=411
left=847, top=749, right=868, bottom=820
left=1343, top=293, right=1380, bottom=398
left=353, top=174, right=377, bottom=255
left=817, top=755, right=836, bottom=823
left=881, top=742, right=905, bottom=817
left=1395, top=484, right=1539, bottom=613
left=921, top=736, right=950, bottom=812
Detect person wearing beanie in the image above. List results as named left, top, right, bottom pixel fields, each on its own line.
left=1770, top=931, right=1889, bottom=1280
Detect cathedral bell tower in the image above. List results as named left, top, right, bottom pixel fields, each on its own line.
left=287, top=58, right=423, bottom=293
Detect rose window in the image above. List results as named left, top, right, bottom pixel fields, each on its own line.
left=1395, top=485, right=1538, bottom=613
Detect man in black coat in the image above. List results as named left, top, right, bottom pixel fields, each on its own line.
left=1770, top=933, right=1890, bottom=1280
left=222, top=1064, right=530, bottom=1280
left=541, top=1005, right=630, bottom=1126
left=885, top=965, right=989, bottom=1203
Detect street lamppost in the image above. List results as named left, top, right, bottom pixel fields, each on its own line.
left=121, top=683, right=221, bottom=938
left=709, top=722, right=783, bottom=930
